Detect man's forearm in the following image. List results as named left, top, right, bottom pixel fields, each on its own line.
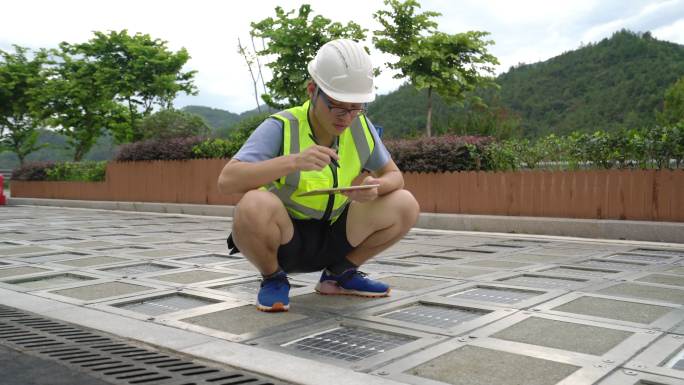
left=376, top=170, right=404, bottom=196
left=218, top=156, right=296, bottom=194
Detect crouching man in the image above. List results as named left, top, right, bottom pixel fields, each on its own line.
left=218, top=39, right=419, bottom=312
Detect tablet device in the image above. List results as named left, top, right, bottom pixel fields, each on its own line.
left=297, top=184, right=380, bottom=197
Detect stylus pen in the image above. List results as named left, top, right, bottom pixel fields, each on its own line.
left=309, top=133, right=340, bottom=168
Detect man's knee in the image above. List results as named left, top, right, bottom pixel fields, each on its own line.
left=387, top=189, right=420, bottom=226
left=235, top=190, right=283, bottom=225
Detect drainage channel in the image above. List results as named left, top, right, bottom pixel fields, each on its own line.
left=0, top=305, right=288, bottom=385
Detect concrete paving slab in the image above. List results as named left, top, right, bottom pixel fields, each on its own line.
left=0, top=266, right=50, bottom=278
left=55, top=255, right=130, bottom=267
left=459, top=259, right=533, bottom=269
left=0, top=246, right=54, bottom=256
left=594, top=282, right=684, bottom=305
left=181, top=304, right=309, bottom=335
left=410, top=265, right=495, bottom=279
left=551, top=296, right=673, bottom=324
left=636, top=273, right=684, bottom=287
left=50, top=281, right=156, bottom=301
left=408, top=345, right=580, bottom=385
left=5, top=273, right=96, bottom=290
left=667, top=266, right=684, bottom=275
left=491, top=317, right=634, bottom=355
left=146, top=269, right=238, bottom=284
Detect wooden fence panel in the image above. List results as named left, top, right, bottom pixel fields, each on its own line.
left=10, top=160, right=684, bottom=222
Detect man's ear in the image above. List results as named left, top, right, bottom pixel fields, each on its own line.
left=306, top=81, right=316, bottom=98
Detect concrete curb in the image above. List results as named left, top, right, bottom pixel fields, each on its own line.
left=7, top=197, right=684, bottom=244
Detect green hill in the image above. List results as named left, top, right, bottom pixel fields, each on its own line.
left=180, top=105, right=241, bottom=130
left=367, top=30, right=684, bottom=138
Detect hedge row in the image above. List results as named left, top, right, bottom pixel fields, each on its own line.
left=12, top=161, right=107, bottom=181
left=476, top=123, right=684, bottom=171
left=12, top=123, right=684, bottom=181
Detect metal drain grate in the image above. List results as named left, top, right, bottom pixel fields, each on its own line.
left=28, top=237, right=82, bottom=243
left=7, top=273, right=95, bottom=289
left=439, top=248, right=496, bottom=255
left=577, top=259, right=648, bottom=270
left=497, top=275, right=588, bottom=289
left=380, top=303, right=490, bottom=328
left=0, top=305, right=286, bottom=385
left=409, top=232, right=446, bottom=238
left=21, top=252, right=89, bottom=263
left=445, top=286, right=542, bottom=304
left=664, top=347, right=684, bottom=370
left=633, top=248, right=684, bottom=257
left=283, top=326, right=415, bottom=362
left=114, top=294, right=220, bottom=316
left=397, top=255, right=455, bottom=264
left=92, top=234, right=138, bottom=238
left=474, top=244, right=526, bottom=250
left=101, top=263, right=177, bottom=275
left=606, top=253, right=672, bottom=263
left=502, top=239, right=549, bottom=245
left=176, top=254, right=241, bottom=264
left=361, top=261, right=417, bottom=273
left=541, top=266, right=619, bottom=278
left=97, top=246, right=151, bottom=251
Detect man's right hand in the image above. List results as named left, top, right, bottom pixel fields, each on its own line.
left=293, top=145, right=339, bottom=171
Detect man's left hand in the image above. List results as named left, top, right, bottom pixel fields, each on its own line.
left=343, top=176, right=380, bottom=202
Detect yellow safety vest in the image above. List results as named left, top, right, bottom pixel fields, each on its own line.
left=266, top=100, right=376, bottom=223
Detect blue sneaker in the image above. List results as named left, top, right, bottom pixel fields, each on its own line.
left=315, top=269, right=390, bottom=297
left=257, top=271, right=290, bottom=312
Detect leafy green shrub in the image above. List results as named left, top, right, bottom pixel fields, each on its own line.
left=192, top=112, right=271, bottom=159
left=45, top=161, right=107, bottom=182
left=11, top=162, right=56, bottom=181
left=11, top=161, right=106, bottom=181
left=229, top=112, right=271, bottom=146
left=192, top=138, right=235, bottom=159
left=115, top=136, right=205, bottom=161
left=481, top=140, right=518, bottom=171
left=480, top=124, right=684, bottom=171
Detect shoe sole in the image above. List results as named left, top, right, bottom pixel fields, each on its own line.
left=314, top=282, right=390, bottom=298
left=256, top=302, right=289, bottom=312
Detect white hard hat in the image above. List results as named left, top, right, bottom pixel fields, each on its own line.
left=307, top=39, right=375, bottom=103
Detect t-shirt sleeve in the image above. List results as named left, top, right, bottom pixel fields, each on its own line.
left=233, top=117, right=283, bottom=163
left=363, top=117, right=391, bottom=172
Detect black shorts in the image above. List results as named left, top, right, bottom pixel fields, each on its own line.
left=227, top=204, right=355, bottom=273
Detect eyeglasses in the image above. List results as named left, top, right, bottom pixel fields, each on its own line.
left=316, top=88, right=366, bottom=118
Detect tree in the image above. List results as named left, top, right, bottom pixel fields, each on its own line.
left=373, top=0, right=439, bottom=74
left=658, top=76, right=684, bottom=125
left=373, top=0, right=498, bottom=136
left=250, top=4, right=367, bottom=109
left=39, top=44, right=128, bottom=161
left=139, top=109, right=210, bottom=140
left=0, top=46, right=49, bottom=165
left=404, top=32, right=499, bottom=136
left=75, top=30, right=198, bottom=143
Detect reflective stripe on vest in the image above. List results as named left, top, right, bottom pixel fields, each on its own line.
left=267, top=101, right=375, bottom=222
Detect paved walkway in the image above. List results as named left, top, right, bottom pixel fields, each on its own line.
left=1, top=204, right=683, bottom=385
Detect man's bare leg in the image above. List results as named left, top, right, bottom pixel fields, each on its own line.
left=231, top=190, right=294, bottom=276
left=345, top=189, right=420, bottom=265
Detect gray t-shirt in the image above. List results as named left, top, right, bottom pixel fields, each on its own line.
left=234, top=116, right=391, bottom=172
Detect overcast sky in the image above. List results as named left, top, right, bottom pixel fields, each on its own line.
left=2, top=0, right=683, bottom=114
